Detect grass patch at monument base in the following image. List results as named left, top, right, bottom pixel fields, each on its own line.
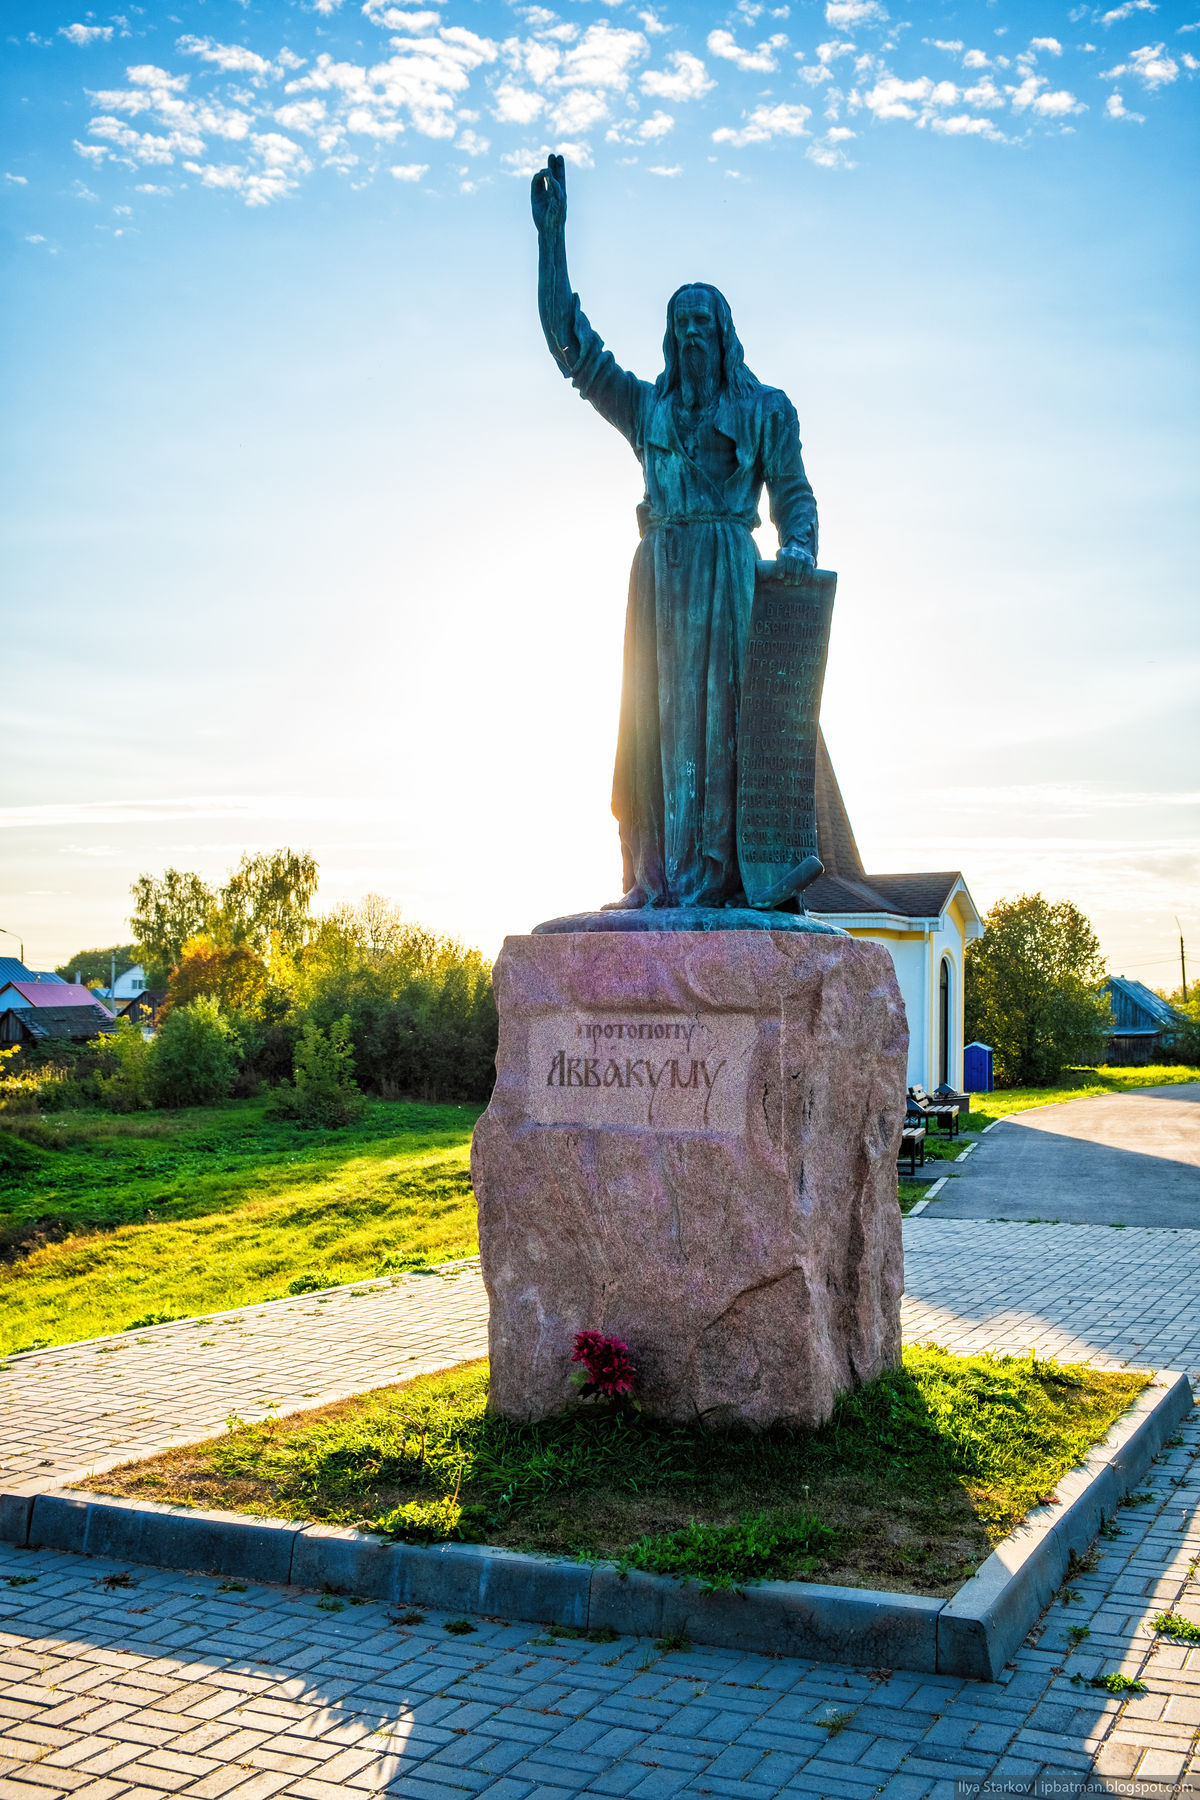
left=89, top=1347, right=1147, bottom=1599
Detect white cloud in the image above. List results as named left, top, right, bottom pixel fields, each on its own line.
left=389, top=160, right=428, bottom=179
left=647, top=163, right=681, bottom=175
left=862, top=75, right=936, bottom=119
left=930, top=112, right=1006, bottom=138
left=274, top=99, right=328, bottom=133
left=608, top=107, right=674, bottom=143
left=1029, top=37, right=1063, bottom=55
left=640, top=51, right=713, bottom=101
left=89, top=116, right=204, bottom=163
left=639, top=11, right=669, bottom=35
left=824, top=0, right=886, bottom=24
left=500, top=140, right=592, bottom=176
left=962, top=77, right=1005, bottom=109
left=816, top=39, right=856, bottom=63
left=712, top=100, right=811, bottom=144
left=706, top=29, right=787, bottom=73
left=26, top=234, right=46, bottom=243
left=457, top=127, right=490, bottom=155
left=1007, top=74, right=1085, bottom=114
left=549, top=87, right=609, bottom=134
left=177, top=37, right=275, bottom=80
left=1101, top=42, right=1178, bottom=85
left=930, top=39, right=963, bottom=53
left=134, top=182, right=171, bottom=193
left=492, top=81, right=544, bottom=123
left=805, top=140, right=852, bottom=166
left=60, top=23, right=113, bottom=45
left=637, top=109, right=674, bottom=139
left=1105, top=88, right=1145, bottom=117
left=1101, top=0, right=1156, bottom=22
left=4, top=172, right=28, bottom=183
left=555, top=24, right=647, bottom=89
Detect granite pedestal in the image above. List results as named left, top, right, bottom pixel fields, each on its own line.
left=472, top=929, right=908, bottom=1429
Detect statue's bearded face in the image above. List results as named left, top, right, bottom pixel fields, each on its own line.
left=673, top=288, right=721, bottom=400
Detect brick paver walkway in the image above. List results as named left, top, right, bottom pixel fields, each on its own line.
left=2, top=1221, right=1199, bottom=1793
left=0, top=1265, right=490, bottom=1492
left=5, top=1224, right=1199, bottom=1494
left=0, top=1413, right=1196, bottom=1799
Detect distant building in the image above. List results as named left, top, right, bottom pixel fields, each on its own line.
left=0, top=978, right=118, bottom=1045
left=94, top=962, right=149, bottom=1002
left=1101, top=977, right=1187, bottom=1066
left=806, top=733, right=984, bottom=1092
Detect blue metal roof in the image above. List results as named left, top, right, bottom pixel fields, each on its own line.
left=0, top=956, right=33, bottom=986
left=1103, top=976, right=1185, bottom=1034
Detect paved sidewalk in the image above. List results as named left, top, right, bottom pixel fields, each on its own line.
left=3, top=1219, right=1200, bottom=1794
left=0, top=1265, right=490, bottom=1493
left=5, top=1224, right=1200, bottom=1494
left=0, top=1411, right=1196, bottom=1799
left=935, top=1085, right=1200, bottom=1228
left=902, top=1220, right=1200, bottom=1378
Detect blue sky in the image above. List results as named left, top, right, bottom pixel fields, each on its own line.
left=2, top=0, right=1197, bottom=987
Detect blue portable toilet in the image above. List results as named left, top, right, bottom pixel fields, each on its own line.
left=963, top=1042, right=994, bottom=1093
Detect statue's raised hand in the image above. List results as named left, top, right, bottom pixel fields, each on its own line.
left=531, top=153, right=567, bottom=237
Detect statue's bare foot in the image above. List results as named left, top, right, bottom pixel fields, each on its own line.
left=601, top=887, right=649, bottom=912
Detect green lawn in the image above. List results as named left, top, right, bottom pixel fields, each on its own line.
left=0, top=1099, right=480, bottom=1354
left=94, top=1348, right=1148, bottom=1598
left=964, top=1064, right=1199, bottom=1129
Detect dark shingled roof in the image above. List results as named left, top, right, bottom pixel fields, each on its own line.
left=809, top=731, right=965, bottom=922
left=2, top=1004, right=117, bottom=1042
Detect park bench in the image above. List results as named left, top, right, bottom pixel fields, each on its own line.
left=907, top=1086, right=960, bottom=1141
left=899, top=1124, right=926, bottom=1177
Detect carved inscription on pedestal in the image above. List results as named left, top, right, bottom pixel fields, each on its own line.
left=526, top=1012, right=758, bottom=1134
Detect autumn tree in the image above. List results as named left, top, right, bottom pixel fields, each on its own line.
left=129, top=870, right=216, bottom=985
left=167, top=936, right=270, bottom=1015
left=964, top=893, right=1112, bottom=1086
left=218, top=849, right=318, bottom=954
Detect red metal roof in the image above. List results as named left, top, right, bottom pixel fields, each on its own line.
left=0, top=980, right=106, bottom=1009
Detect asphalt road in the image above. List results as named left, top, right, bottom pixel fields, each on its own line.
left=932, top=1081, right=1200, bottom=1227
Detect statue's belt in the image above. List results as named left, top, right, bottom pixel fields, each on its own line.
left=639, top=510, right=758, bottom=557
left=643, top=510, right=757, bottom=528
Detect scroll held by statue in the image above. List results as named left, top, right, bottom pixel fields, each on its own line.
left=737, top=565, right=837, bottom=911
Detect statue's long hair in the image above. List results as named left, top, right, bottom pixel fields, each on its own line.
left=655, top=283, right=759, bottom=400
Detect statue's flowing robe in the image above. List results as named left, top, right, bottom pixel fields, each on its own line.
left=557, top=299, right=818, bottom=906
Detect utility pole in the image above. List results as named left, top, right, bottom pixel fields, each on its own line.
left=0, top=925, right=25, bottom=967
left=1177, top=918, right=1188, bottom=1003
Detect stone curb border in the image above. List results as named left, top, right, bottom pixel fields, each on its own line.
left=0, top=1372, right=1189, bottom=1682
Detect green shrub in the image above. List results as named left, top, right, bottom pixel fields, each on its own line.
left=267, top=1017, right=366, bottom=1129
left=95, top=1019, right=154, bottom=1113
left=148, top=999, right=239, bottom=1108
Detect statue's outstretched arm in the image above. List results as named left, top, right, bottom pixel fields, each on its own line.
left=531, top=155, right=651, bottom=446
left=765, top=399, right=818, bottom=584
left=532, top=154, right=579, bottom=372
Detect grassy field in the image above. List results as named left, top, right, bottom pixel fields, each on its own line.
left=963, top=1064, right=1198, bottom=1127
left=94, top=1348, right=1149, bottom=1597
left=0, top=1099, right=480, bottom=1354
